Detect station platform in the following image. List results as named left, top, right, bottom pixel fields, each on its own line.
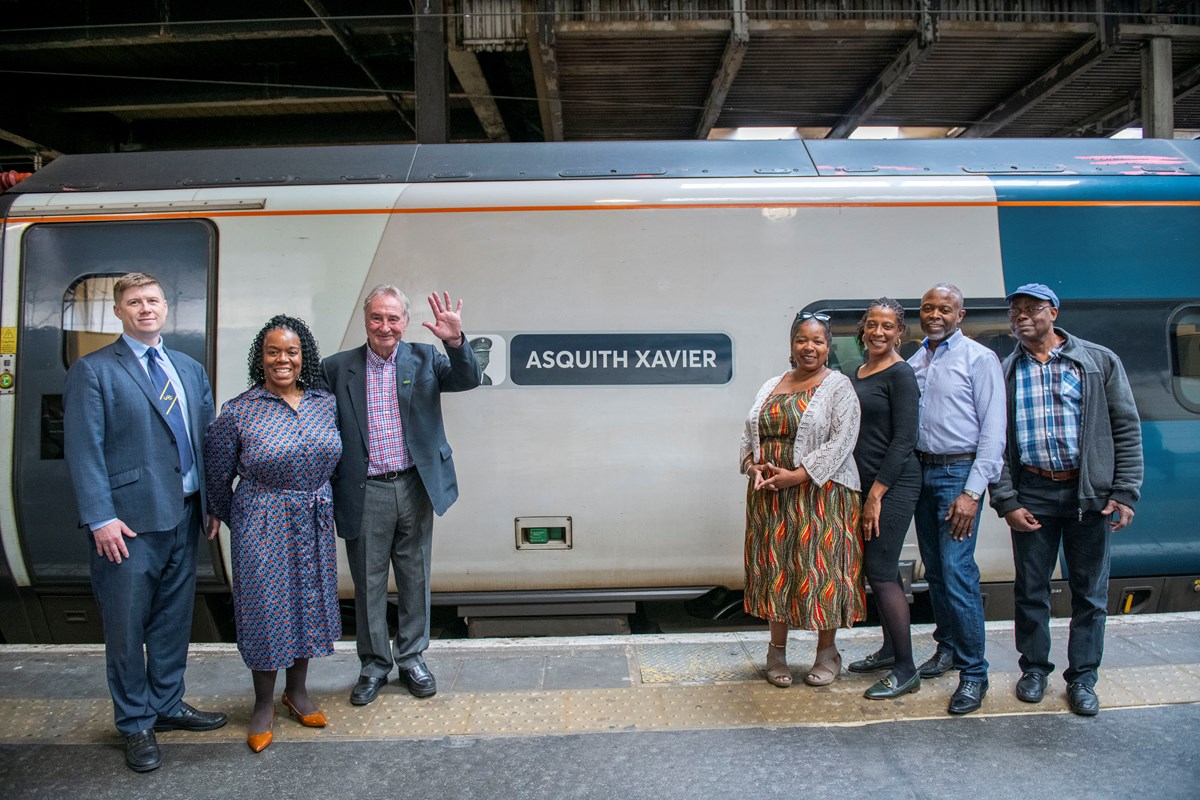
left=3, top=612, right=1199, bottom=799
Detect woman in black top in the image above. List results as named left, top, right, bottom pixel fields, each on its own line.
left=848, top=298, right=923, bottom=699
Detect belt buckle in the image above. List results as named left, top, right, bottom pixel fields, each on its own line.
left=385, top=470, right=400, bottom=480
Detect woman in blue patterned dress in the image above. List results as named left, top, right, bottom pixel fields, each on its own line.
left=204, top=315, right=342, bottom=753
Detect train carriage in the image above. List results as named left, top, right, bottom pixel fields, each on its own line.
left=1, top=138, right=1198, bottom=642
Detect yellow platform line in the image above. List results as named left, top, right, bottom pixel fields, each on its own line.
left=4, top=662, right=1198, bottom=746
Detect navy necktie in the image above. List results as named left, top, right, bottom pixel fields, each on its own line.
left=145, top=347, right=195, bottom=475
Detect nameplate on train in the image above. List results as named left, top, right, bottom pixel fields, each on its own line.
left=510, top=333, right=733, bottom=386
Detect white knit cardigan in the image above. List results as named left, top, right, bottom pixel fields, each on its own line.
left=739, top=370, right=862, bottom=492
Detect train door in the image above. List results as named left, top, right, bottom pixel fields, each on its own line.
left=11, top=219, right=220, bottom=642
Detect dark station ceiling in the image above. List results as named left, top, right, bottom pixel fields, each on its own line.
left=2, top=1, right=1199, bottom=174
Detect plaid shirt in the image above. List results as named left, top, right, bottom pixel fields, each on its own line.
left=366, top=345, right=413, bottom=473
left=1014, top=343, right=1082, bottom=471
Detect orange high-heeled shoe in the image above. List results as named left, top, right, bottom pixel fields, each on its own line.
left=281, top=692, right=327, bottom=728
left=247, top=714, right=274, bottom=753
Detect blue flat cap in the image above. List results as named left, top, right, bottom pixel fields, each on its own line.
left=1005, top=282, right=1060, bottom=308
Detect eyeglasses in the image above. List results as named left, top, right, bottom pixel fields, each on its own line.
left=795, top=312, right=831, bottom=322
left=1008, top=304, right=1051, bottom=318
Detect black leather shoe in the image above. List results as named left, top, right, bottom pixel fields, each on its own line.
left=848, top=650, right=896, bottom=673
left=948, top=679, right=988, bottom=715
left=1015, top=672, right=1047, bottom=703
left=350, top=675, right=388, bottom=706
left=918, top=649, right=955, bottom=679
left=1067, top=682, right=1100, bottom=716
left=125, top=729, right=162, bottom=772
left=864, top=670, right=921, bottom=700
left=399, top=662, right=437, bottom=698
left=153, top=702, right=228, bottom=732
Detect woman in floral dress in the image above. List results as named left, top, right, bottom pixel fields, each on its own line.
left=740, top=312, right=864, bottom=688
left=205, top=315, right=341, bottom=752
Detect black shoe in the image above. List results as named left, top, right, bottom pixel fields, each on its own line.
left=848, top=650, right=896, bottom=673
left=350, top=675, right=388, bottom=706
left=399, top=662, right=437, bottom=698
left=948, top=678, right=988, bottom=715
left=918, top=649, right=955, bottom=679
left=1067, top=682, right=1100, bottom=716
left=153, top=702, right=228, bottom=732
left=125, top=729, right=162, bottom=773
left=1015, top=672, right=1047, bottom=703
left=864, top=670, right=921, bottom=700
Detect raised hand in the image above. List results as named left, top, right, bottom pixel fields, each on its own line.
left=422, top=291, right=465, bottom=345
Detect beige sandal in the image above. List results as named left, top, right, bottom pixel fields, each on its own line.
left=804, top=646, right=842, bottom=686
left=765, top=642, right=793, bottom=688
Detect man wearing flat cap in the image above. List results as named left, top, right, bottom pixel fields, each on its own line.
left=988, top=283, right=1142, bottom=716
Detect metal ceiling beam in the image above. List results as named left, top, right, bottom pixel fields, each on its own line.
left=0, top=127, right=62, bottom=159
left=525, top=0, right=563, bottom=142
left=303, top=0, right=415, bottom=135
left=958, top=33, right=1118, bottom=138
left=693, top=0, right=748, bottom=140
left=1054, top=58, right=1200, bottom=137
left=448, top=49, right=510, bottom=142
left=415, top=0, right=448, bottom=143
left=1141, top=36, right=1174, bottom=138
left=826, top=37, right=935, bottom=139
left=0, top=19, right=413, bottom=52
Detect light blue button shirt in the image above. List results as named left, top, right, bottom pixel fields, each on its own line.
left=87, top=334, right=199, bottom=532
left=907, top=329, right=1007, bottom=497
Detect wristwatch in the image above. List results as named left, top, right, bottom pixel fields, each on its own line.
left=962, top=489, right=982, bottom=501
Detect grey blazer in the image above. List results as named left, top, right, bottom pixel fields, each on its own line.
left=63, top=336, right=214, bottom=532
left=321, top=339, right=480, bottom=538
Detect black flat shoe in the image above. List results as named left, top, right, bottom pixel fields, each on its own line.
left=399, top=662, right=437, bottom=698
left=125, top=729, right=162, bottom=773
left=848, top=650, right=896, bottom=673
left=350, top=675, right=388, bottom=706
left=153, top=702, right=228, bottom=732
left=918, top=649, right=955, bottom=679
left=948, top=678, right=988, bottom=715
left=1067, top=682, right=1100, bottom=716
left=864, top=671, right=920, bottom=700
left=1015, top=672, right=1047, bottom=703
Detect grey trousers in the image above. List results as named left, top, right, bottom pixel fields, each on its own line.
left=346, top=472, right=434, bottom=677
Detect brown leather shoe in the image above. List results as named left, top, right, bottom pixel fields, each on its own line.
left=282, top=692, right=327, bottom=727
left=247, top=729, right=273, bottom=753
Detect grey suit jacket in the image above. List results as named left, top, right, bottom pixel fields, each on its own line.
left=63, top=336, right=215, bottom=533
left=321, top=339, right=480, bottom=539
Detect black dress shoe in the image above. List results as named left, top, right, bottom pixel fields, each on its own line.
left=948, top=678, right=988, bottom=715
left=399, top=662, right=437, bottom=698
left=1015, top=672, right=1047, bottom=703
left=350, top=675, right=388, bottom=706
left=125, top=729, right=162, bottom=773
left=1067, top=682, right=1100, bottom=716
left=864, top=670, right=921, bottom=700
left=848, top=650, right=896, bottom=673
left=153, top=702, right=229, bottom=732
left=917, top=649, right=955, bottom=679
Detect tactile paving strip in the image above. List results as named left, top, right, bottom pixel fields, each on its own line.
left=3, top=662, right=1196, bottom=744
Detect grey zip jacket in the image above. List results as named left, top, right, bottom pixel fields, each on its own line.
left=989, top=327, right=1143, bottom=518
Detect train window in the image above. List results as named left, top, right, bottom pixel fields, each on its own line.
left=62, top=272, right=126, bottom=369
left=826, top=306, right=1014, bottom=376
left=1170, top=307, right=1200, bottom=412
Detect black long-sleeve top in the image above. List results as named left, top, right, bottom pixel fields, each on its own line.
left=850, top=360, right=921, bottom=490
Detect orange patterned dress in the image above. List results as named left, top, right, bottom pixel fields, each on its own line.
left=744, top=390, right=865, bottom=629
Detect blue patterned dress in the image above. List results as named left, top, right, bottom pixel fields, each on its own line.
left=204, top=387, right=342, bottom=671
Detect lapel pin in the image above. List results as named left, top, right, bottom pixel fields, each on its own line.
left=402, top=378, right=411, bottom=385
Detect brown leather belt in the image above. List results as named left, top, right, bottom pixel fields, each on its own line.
left=1023, top=464, right=1080, bottom=481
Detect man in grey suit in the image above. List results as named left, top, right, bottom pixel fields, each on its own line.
left=63, top=272, right=227, bottom=773
left=322, top=285, right=480, bottom=705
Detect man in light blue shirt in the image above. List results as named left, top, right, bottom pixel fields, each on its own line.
left=907, top=283, right=1006, bottom=715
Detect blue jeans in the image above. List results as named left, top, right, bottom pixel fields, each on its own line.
left=914, top=461, right=989, bottom=681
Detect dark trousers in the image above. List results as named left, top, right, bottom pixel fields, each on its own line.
left=90, top=497, right=199, bottom=735
left=1010, top=471, right=1111, bottom=688
left=347, top=471, right=434, bottom=677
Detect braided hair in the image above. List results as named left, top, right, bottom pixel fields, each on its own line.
left=855, top=297, right=906, bottom=351
left=247, top=314, right=322, bottom=389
